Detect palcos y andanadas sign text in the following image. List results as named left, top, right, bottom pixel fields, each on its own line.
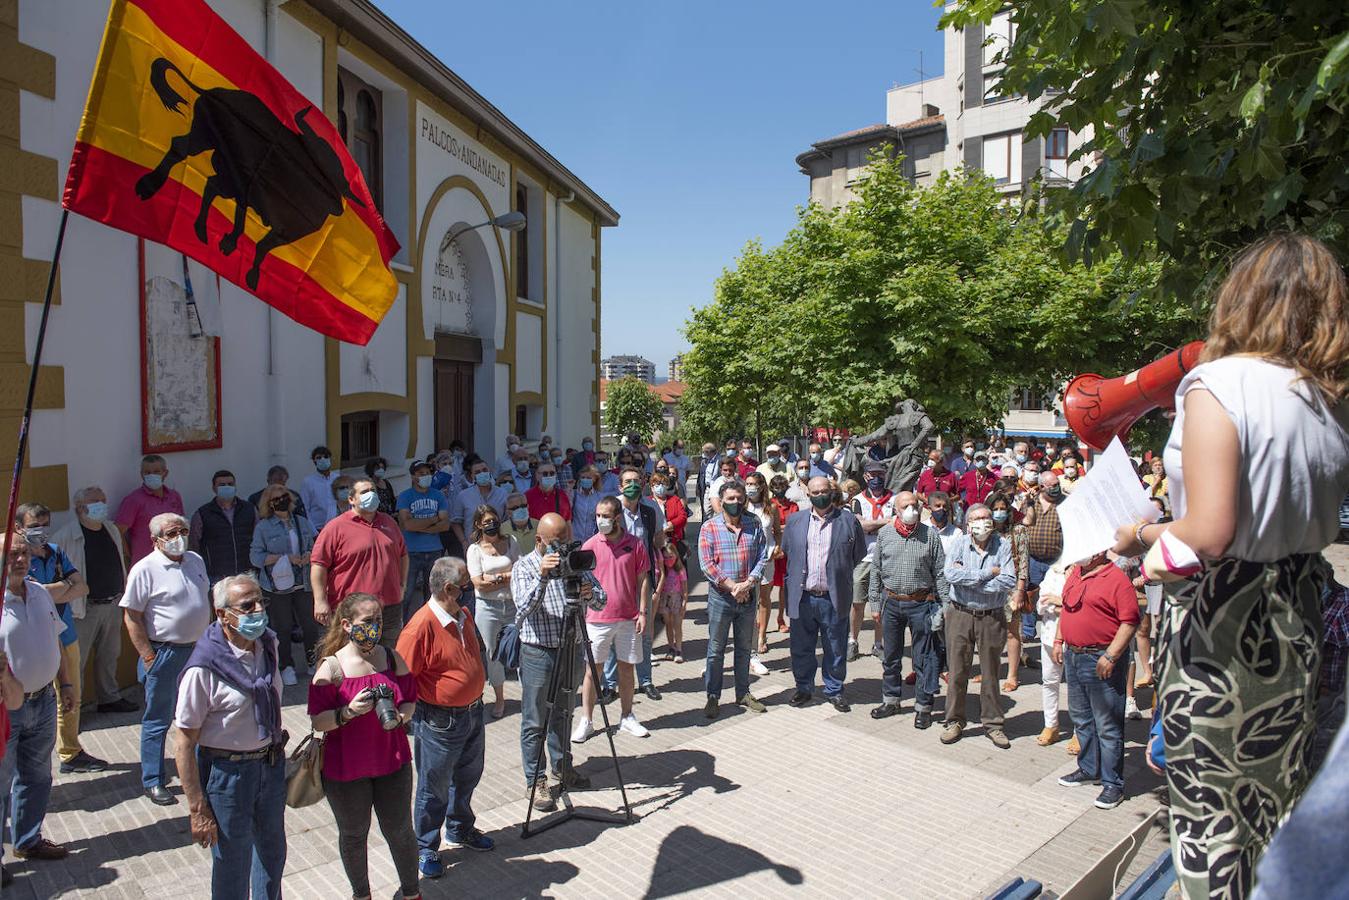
left=419, top=117, right=508, bottom=188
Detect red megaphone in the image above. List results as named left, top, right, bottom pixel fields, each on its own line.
left=1063, top=341, right=1205, bottom=451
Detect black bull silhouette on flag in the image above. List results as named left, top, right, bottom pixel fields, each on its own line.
left=135, top=57, right=365, bottom=289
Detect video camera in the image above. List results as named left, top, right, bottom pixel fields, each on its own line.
left=544, top=540, right=605, bottom=611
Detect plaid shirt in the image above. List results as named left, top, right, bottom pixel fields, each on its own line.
left=1322, top=581, right=1349, bottom=696
left=868, top=522, right=950, bottom=606
left=511, top=549, right=607, bottom=649
left=697, top=513, right=769, bottom=590
left=1025, top=501, right=1063, bottom=563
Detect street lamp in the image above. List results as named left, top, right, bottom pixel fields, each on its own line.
left=439, top=210, right=526, bottom=255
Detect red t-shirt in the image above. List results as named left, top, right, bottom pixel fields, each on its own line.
left=525, top=486, right=572, bottom=522
left=959, top=470, right=999, bottom=506
left=583, top=531, right=650, bottom=623
left=311, top=511, right=408, bottom=607
left=1059, top=562, right=1141, bottom=647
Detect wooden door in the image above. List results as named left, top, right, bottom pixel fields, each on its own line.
left=434, top=360, right=474, bottom=452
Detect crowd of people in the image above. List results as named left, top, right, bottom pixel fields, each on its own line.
left=0, top=235, right=1345, bottom=900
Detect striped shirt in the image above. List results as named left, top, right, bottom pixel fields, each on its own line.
left=511, top=549, right=607, bottom=648
left=806, top=510, right=836, bottom=592
left=868, top=522, right=950, bottom=606
left=697, top=514, right=768, bottom=590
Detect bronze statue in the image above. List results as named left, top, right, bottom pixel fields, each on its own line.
left=841, top=399, right=934, bottom=494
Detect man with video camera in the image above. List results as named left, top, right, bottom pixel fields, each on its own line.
left=512, top=513, right=607, bottom=812
left=573, top=497, right=653, bottom=744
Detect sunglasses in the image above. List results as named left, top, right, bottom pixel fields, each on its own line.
left=229, top=597, right=269, bottom=614
left=159, top=528, right=189, bottom=540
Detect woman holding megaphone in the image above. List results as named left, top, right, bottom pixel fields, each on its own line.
left=1111, top=234, right=1349, bottom=900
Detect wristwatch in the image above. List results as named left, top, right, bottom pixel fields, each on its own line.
left=1103, top=651, right=1118, bottom=663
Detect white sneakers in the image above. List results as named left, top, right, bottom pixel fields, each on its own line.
left=1125, top=697, right=1144, bottom=720
left=749, top=654, right=769, bottom=676
left=281, top=666, right=298, bottom=686
left=571, top=716, right=595, bottom=744
left=619, top=714, right=649, bottom=738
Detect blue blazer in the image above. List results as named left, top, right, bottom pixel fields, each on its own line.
left=780, top=507, right=867, bottom=618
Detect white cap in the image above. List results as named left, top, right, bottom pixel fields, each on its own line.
left=766, top=444, right=780, bottom=453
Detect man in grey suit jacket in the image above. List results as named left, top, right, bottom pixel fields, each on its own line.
left=780, top=477, right=867, bottom=711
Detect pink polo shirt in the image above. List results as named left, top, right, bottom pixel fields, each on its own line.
left=115, top=485, right=185, bottom=564
left=583, top=531, right=649, bottom=623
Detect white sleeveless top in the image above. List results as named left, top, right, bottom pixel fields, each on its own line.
left=1163, top=356, right=1349, bottom=562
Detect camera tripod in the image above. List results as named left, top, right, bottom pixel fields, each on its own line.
left=522, top=597, right=635, bottom=838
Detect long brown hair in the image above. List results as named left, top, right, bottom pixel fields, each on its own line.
left=1203, top=233, right=1349, bottom=404
left=314, top=592, right=381, bottom=660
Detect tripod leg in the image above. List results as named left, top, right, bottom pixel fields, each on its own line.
left=583, top=626, right=634, bottom=823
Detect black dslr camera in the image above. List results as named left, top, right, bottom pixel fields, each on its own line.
left=369, top=683, right=400, bottom=730
left=545, top=540, right=603, bottom=610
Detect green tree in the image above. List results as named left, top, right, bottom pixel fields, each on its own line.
left=683, top=154, right=1202, bottom=436
left=603, top=376, right=665, bottom=444
left=943, top=0, right=1349, bottom=302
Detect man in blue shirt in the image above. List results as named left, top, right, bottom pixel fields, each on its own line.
left=397, top=461, right=450, bottom=623
left=806, top=442, right=836, bottom=480
left=18, top=503, right=107, bottom=775
left=941, top=502, right=1016, bottom=749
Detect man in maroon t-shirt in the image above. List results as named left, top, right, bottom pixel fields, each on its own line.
left=311, top=478, right=408, bottom=649
left=1052, top=551, right=1140, bottom=810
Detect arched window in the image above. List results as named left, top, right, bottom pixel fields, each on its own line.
left=336, top=68, right=383, bottom=210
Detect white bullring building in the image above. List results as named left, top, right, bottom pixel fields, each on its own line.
left=2, top=0, right=616, bottom=517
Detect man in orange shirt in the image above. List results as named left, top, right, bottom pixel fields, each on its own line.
left=397, top=556, right=492, bottom=878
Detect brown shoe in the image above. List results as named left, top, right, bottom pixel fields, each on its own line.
left=15, top=838, right=68, bottom=860
left=529, top=777, right=557, bottom=813
left=986, top=728, right=1011, bottom=750
left=1066, top=733, right=1080, bottom=755
left=1037, top=726, right=1060, bottom=746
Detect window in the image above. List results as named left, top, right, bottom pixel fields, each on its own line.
left=983, top=73, right=1008, bottom=104
left=983, top=133, right=1012, bottom=184
left=985, top=10, right=1013, bottom=66
left=1014, top=388, right=1047, bottom=411
left=515, top=185, right=530, bottom=300
left=514, top=404, right=528, bottom=439
left=337, top=69, right=383, bottom=210
left=1046, top=128, right=1070, bottom=179
left=340, top=410, right=380, bottom=468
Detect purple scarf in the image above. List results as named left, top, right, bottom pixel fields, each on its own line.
left=181, top=621, right=282, bottom=744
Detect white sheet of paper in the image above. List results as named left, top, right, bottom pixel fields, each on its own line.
left=1054, top=437, right=1160, bottom=567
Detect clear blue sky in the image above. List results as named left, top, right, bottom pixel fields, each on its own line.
left=377, top=1, right=946, bottom=375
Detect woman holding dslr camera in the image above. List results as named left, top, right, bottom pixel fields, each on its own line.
left=308, top=593, right=421, bottom=900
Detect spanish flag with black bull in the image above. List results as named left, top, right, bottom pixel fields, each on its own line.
left=62, top=0, right=400, bottom=346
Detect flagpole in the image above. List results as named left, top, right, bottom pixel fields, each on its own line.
left=1, top=208, right=71, bottom=589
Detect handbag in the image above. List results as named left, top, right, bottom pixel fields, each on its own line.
left=493, top=621, right=522, bottom=670
left=284, top=731, right=325, bottom=808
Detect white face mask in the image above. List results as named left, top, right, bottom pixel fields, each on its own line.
left=596, top=516, right=614, bottom=534
left=161, top=535, right=187, bottom=556
left=969, top=520, right=994, bottom=539
left=900, top=506, right=920, bottom=525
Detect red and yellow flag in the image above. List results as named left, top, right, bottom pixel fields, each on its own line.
left=63, top=0, right=399, bottom=345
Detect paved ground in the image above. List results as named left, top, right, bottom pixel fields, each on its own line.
left=13, top=502, right=1319, bottom=899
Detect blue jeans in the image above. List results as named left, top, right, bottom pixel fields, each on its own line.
left=1024, top=558, right=1051, bottom=639
left=881, top=599, right=939, bottom=710
left=0, top=687, right=57, bottom=850
left=1065, top=647, right=1128, bottom=790
left=402, top=551, right=442, bottom=624
left=705, top=589, right=756, bottom=700
left=790, top=593, right=849, bottom=698
left=519, top=642, right=582, bottom=788
left=413, top=701, right=486, bottom=851
left=139, top=642, right=195, bottom=789
left=198, top=752, right=287, bottom=899
left=603, top=629, right=653, bottom=690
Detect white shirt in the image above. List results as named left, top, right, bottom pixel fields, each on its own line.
left=299, top=471, right=339, bottom=530
left=936, top=523, right=965, bottom=560
left=852, top=491, right=896, bottom=552
left=0, top=581, right=64, bottom=692
left=174, top=638, right=282, bottom=751
left=120, top=549, right=212, bottom=644
left=467, top=538, right=519, bottom=603
left=1166, top=357, right=1349, bottom=561
left=428, top=600, right=469, bottom=648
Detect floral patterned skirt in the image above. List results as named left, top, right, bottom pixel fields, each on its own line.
left=1157, top=554, right=1324, bottom=900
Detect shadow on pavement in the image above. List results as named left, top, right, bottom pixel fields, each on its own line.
left=642, top=824, right=804, bottom=898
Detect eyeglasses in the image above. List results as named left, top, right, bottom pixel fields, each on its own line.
left=159, top=528, right=189, bottom=540
left=229, top=597, right=269, bottom=614
left=507, top=506, right=527, bottom=512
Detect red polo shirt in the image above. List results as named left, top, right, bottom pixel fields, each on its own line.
left=525, top=485, right=572, bottom=522
left=1059, top=561, right=1140, bottom=647
left=915, top=469, right=959, bottom=497
left=310, top=510, right=407, bottom=607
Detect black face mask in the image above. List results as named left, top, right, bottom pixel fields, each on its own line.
left=722, top=501, right=743, bottom=518
left=482, top=521, right=501, bottom=536
left=270, top=496, right=291, bottom=512
left=809, top=494, right=833, bottom=510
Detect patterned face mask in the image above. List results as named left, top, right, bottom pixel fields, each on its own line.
left=349, top=620, right=381, bottom=651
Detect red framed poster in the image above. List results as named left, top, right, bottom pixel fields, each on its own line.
left=138, top=238, right=223, bottom=453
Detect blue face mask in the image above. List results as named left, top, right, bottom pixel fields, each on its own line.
left=579, top=477, right=594, bottom=491
left=416, top=475, right=433, bottom=489
left=992, top=509, right=1009, bottom=523
left=511, top=507, right=529, bottom=524
left=143, top=473, right=164, bottom=490
left=357, top=490, right=380, bottom=512
left=583, top=440, right=594, bottom=451
left=232, top=610, right=268, bottom=641
left=474, top=471, right=491, bottom=487
left=84, top=501, right=108, bottom=522
left=215, top=484, right=236, bottom=500
left=516, top=461, right=530, bottom=474
left=540, top=475, right=557, bottom=490
left=315, top=457, right=331, bottom=472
